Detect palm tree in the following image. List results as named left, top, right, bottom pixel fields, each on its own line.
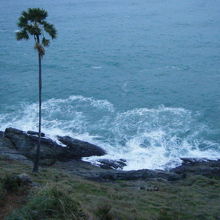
left=16, top=8, right=57, bottom=172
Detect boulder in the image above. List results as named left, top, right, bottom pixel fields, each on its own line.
left=57, top=135, right=106, bottom=158
left=97, top=159, right=127, bottom=170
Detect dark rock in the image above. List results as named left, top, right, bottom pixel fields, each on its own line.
left=97, top=159, right=127, bottom=170
left=0, top=134, right=14, bottom=149
left=0, top=150, right=31, bottom=163
left=0, top=133, right=31, bottom=162
left=57, top=135, right=106, bottom=158
left=89, top=169, right=182, bottom=181
left=0, top=131, right=4, bottom=137
left=27, top=130, right=45, bottom=137
left=3, top=127, right=106, bottom=164
left=3, top=128, right=220, bottom=182
left=180, top=157, right=208, bottom=165
left=4, top=127, right=62, bottom=161
left=171, top=158, right=220, bottom=178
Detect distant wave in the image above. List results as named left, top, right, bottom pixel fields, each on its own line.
left=0, top=95, right=220, bottom=170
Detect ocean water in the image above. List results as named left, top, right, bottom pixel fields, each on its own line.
left=0, top=0, right=220, bottom=170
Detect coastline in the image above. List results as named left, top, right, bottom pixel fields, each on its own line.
left=1, top=127, right=220, bottom=182
left=1, top=128, right=220, bottom=219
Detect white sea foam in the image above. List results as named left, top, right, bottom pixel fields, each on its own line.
left=0, top=95, right=220, bottom=170
left=91, top=66, right=102, bottom=69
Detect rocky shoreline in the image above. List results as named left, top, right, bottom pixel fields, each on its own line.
left=1, top=127, right=220, bottom=182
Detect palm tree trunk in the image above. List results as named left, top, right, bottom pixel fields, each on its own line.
left=33, top=36, right=42, bottom=172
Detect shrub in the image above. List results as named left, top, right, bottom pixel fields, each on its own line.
left=0, top=175, right=24, bottom=193
left=6, top=183, right=87, bottom=220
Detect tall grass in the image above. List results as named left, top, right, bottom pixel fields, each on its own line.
left=6, top=183, right=88, bottom=220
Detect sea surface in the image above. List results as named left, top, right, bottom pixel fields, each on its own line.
left=0, top=0, right=220, bottom=170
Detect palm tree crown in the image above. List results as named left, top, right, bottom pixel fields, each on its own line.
left=16, top=8, right=57, bottom=56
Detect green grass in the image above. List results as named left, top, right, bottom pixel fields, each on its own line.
left=6, top=184, right=87, bottom=220
left=0, top=158, right=220, bottom=220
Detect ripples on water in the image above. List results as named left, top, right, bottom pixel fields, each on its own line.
left=0, top=0, right=220, bottom=169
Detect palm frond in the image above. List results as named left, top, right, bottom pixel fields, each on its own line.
left=27, top=8, right=48, bottom=22
left=17, top=15, right=28, bottom=28
left=42, top=37, right=50, bottom=47
left=16, top=30, right=29, bottom=40
left=27, top=24, right=41, bottom=36
left=42, top=22, right=57, bottom=39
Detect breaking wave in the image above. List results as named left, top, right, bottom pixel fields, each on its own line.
left=0, top=95, right=220, bottom=170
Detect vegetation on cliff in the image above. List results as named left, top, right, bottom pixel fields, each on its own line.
left=0, top=157, right=220, bottom=220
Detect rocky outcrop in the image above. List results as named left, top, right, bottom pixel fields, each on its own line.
left=57, top=135, right=106, bottom=158
left=61, top=158, right=220, bottom=182
left=97, top=159, right=127, bottom=170
left=171, top=158, right=220, bottom=178
left=1, top=128, right=220, bottom=182
left=88, top=169, right=182, bottom=181
left=1, top=127, right=106, bottom=164
left=4, top=128, right=61, bottom=164
left=53, top=159, right=182, bottom=182
left=0, top=131, right=31, bottom=163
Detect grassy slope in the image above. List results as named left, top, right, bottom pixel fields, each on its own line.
left=0, top=158, right=220, bottom=220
